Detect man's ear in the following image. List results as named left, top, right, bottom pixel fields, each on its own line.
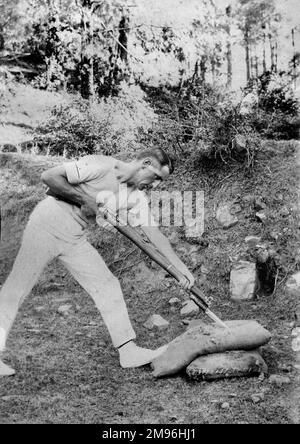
left=142, top=157, right=152, bottom=167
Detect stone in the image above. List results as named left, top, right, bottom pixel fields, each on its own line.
left=286, top=273, right=300, bottom=298
left=35, top=306, right=45, bottom=313
left=269, top=375, right=291, bottom=386
left=251, top=393, right=265, bottom=404
left=152, top=320, right=272, bottom=378
left=270, top=231, right=280, bottom=242
left=1, top=396, right=16, bottom=401
left=291, top=328, right=300, bottom=338
left=143, top=314, right=169, bottom=331
left=168, top=297, right=181, bottom=306
left=221, top=402, right=230, bottom=410
left=169, top=231, right=180, bottom=245
left=230, top=204, right=242, bottom=215
left=230, top=261, right=257, bottom=301
left=280, top=207, right=290, bottom=217
left=242, top=194, right=255, bottom=204
left=216, top=204, right=239, bottom=229
left=254, top=198, right=266, bottom=211
left=256, top=212, right=267, bottom=223
left=278, top=363, right=293, bottom=373
left=292, top=336, right=300, bottom=353
left=245, top=236, right=262, bottom=248
left=57, top=304, right=72, bottom=316
left=180, top=300, right=200, bottom=317
left=186, top=350, right=268, bottom=381
left=200, top=265, right=209, bottom=275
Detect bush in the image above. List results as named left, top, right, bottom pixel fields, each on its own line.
left=249, top=109, right=300, bottom=140
left=140, top=81, right=262, bottom=167
left=33, top=82, right=157, bottom=157
left=243, top=72, right=300, bottom=140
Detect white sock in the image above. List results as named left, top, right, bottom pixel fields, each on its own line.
left=0, top=327, right=7, bottom=353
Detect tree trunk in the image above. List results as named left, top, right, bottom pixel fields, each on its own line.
left=262, top=32, right=267, bottom=73
left=245, top=26, right=251, bottom=82
left=292, top=28, right=297, bottom=88
left=211, top=57, right=216, bottom=84
left=200, top=55, right=207, bottom=84
left=0, top=25, right=4, bottom=52
left=225, top=5, right=233, bottom=88
left=269, top=33, right=276, bottom=72
left=275, top=41, right=278, bottom=73
left=80, top=0, right=94, bottom=101
left=117, top=16, right=130, bottom=63
left=192, top=60, right=199, bottom=84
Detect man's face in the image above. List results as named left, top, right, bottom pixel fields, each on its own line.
left=133, top=157, right=170, bottom=191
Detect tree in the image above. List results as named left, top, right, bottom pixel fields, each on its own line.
left=236, top=0, right=280, bottom=81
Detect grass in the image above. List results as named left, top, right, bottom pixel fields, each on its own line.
left=0, top=140, right=299, bottom=424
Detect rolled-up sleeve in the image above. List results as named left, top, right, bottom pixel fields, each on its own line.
left=63, top=156, right=104, bottom=185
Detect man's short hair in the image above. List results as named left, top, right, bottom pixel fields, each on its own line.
left=137, top=148, right=175, bottom=174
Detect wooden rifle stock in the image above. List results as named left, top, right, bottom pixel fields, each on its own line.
left=99, top=208, right=209, bottom=313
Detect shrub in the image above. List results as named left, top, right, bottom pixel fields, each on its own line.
left=243, top=72, right=300, bottom=140
left=33, top=82, right=157, bottom=157
left=249, top=109, right=300, bottom=140
left=140, top=81, right=262, bottom=167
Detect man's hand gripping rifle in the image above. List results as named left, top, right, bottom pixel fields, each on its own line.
left=96, top=195, right=228, bottom=330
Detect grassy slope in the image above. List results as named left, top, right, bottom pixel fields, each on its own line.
left=0, top=141, right=299, bottom=424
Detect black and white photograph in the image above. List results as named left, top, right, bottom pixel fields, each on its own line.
left=0, top=0, right=299, bottom=426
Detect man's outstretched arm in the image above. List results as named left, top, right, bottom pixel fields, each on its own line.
left=41, top=165, right=97, bottom=214
left=141, top=226, right=195, bottom=290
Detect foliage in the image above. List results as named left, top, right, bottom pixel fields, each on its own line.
left=33, top=82, right=157, bottom=157
left=140, top=81, right=262, bottom=168
left=248, top=109, right=300, bottom=140
left=243, top=71, right=300, bottom=139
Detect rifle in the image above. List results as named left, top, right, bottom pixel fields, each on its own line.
left=98, top=206, right=228, bottom=329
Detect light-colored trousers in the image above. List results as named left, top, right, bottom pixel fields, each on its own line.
left=0, top=198, right=136, bottom=349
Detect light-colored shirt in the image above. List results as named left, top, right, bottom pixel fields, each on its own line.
left=55, top=155, right=157, bottom=229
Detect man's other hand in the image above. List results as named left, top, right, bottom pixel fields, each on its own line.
left=178, top=267, right=195, bottom=290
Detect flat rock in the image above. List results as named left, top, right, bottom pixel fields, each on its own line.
left=256, top=212, right=267, bottom=223
left=269, top=375, right=291, bottom=386
left=254, top=198, right=266, bottom=211
left=186, top=350, right=267, bottom=381
left=216, top=204, right=239, bottom=229
left=245, top=236, right=262, bottom=248
left=292, top=336, right=300, bottom=352
left=143, top=314, right=169, bottom=331
left=180, top=300, right=199, bottom=317
left=168, top=297, right=181, bottom=306
left=230, top=261, right=257, bottom=301
left=251, top=393, right=265, bottom=404
left=152, top=320, right=272, bottom=378
left=221, top=402, right=230, bottom=410
left=286, top=273, right=300, bottom=298
left=57, top=304, right=72, bottom=316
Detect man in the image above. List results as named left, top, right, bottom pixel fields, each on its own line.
left=0, top=148, right=195, bottom=376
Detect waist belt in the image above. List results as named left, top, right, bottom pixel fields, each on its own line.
left=55, top=196, right=81, bottom=208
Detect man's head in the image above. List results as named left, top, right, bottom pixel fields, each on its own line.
left=132, top=148, right=174, bottom=190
